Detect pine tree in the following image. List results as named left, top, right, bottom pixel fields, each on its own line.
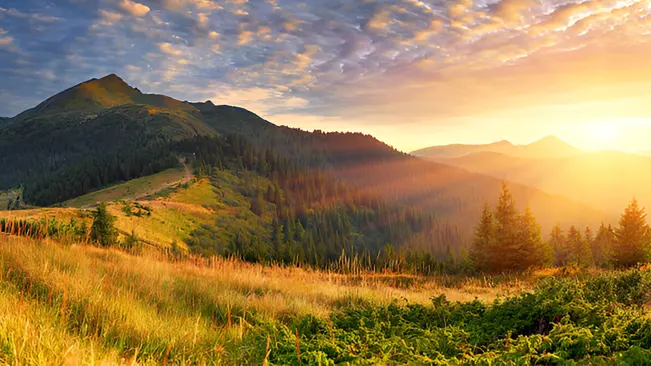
left=271, top=218, right=285, bottom=262
left=518, top=206, right=548, bottom=268
left=471, top=203, right=495, bottom=272
left=494, top=182, right=521, bottom=272
left=567, top=225, right=592, bottom=267
left=613, top=199, right=649, bottom=267
left=549, top=224, right=568, bottom=266
left=593, top=223, right=615, bottom=267
left=90, top=202, right=119, bottom=247
left=250, top=192, right=264, bottom=216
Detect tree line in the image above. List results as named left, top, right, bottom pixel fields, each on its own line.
left=471, top=183, right=650, bottom=272
left=180, top=135, right=465, bottom=272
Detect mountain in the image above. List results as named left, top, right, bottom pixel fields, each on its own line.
left=0, top=74, right=608, bottom=240
left=412, top=135, right=582, bottom=159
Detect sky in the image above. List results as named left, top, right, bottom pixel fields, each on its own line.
left=1, top=0, right=651, bottom=152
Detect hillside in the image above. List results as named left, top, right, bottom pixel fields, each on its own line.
left=0, top=74, right=609, bottom=256
left=412, top=136, right=582, bottom=158
left=424, top=150, right=651, bottom=215
left=3, top=235, right=651, bottom=364
left=62, top=167, right=189, bottom=208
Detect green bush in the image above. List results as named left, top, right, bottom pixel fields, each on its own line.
left=251, top=269, right=651, bottom=364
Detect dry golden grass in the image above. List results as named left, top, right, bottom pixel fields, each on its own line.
left=0, top=233, right=534, bottom=364
left=0, top=207, right=88, bottom=223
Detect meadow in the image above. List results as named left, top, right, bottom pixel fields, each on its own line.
left=3, top=233, right=651, bottom=364
left=62, top=168, right=188, bottom=209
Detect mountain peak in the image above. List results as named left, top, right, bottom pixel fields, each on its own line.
left=526, top=135, right=573, bottom=149
left=100, top=73, right=122, bottom=81
left=92, top=73, right=138, bottom=95
left=522, top=135, right=581, bottom=157
left=531, top=135, right=564, bottom=144
left=491, top=139, right=514, bottom=147
left=15, top=74, right=140, bottom=118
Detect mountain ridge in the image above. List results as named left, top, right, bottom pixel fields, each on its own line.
left=412, top=135, right=582, bottom=158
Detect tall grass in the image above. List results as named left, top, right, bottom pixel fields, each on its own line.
left=0, top=234, right=530, bottom=364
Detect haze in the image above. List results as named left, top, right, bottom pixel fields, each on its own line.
left=2, top=0, right=651, bottom=152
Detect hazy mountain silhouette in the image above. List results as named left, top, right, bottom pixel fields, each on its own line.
left=412, top=135, right=582, bottom=159
left=419, top=146, right=651, bottom=215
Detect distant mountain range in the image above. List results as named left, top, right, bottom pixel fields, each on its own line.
left=0, top=74, right=609, bottom=237
left=411, top=135, right=582, bottom=159
left=412, top=139, right=651, bottom=215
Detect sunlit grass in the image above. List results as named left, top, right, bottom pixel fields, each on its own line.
left=63, top=168, right=186, bottom=208
left=0, top=234, right=533, bottom=363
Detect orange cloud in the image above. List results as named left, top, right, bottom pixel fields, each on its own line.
left=158, top=42, right=182, bottom=56
left=448, top=0, right=473, bottom=19
left=118, top=0, right=150, bottom=17
left=97, top=9, right=123, bottom=25
left=491, top=0, right=538, bottom=25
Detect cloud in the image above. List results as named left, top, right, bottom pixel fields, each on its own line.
left=118, top=0, right=150, bottom=17
left=158, top=42, right=182, bottom=55
left=0, top=36, right=14, bottom=47
left=0, top=7, right=61, bottom=22
left=97, top=9, right=123, bottom=25
left=2, top=0, right=651, bottom=148
left=489, top=0, right=537, bottom=25
left=528, top=0, right=622, bottom=34
left=195, top=0, right=224, bottom=11
left=206, top=86, right=308, bottom=115
left=447, top=0, right=473, bottom=19
left=367, top=8, right=394, bottom=32
left=237, top=30, right=254, bottom=45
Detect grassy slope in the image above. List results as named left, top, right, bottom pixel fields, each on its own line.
left=0, top=235, right=524, bottom=364
left=5, top=235, right=651, bottom=364
left=0, top=167, right=273, bottom=252
left=62, top=168, right=187, bottom=208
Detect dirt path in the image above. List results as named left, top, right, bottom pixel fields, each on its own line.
left=181, top=159, right=192, bottom=184
left=133, top=158, right=192, bottom=201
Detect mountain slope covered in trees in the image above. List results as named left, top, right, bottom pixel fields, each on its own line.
left=0, top=74, right=608, bottom=255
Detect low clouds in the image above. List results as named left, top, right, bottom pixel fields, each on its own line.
left=158, top=42, right=182, bottom=56
left=0, top=7, right=60, bottom=23
left=1, top=0, right=651, bottom=147
left=0, top=36, right=14, bottom=47
left=97, top=10, right=123, bottom=25
left=117, top=0, right=150, bottom=17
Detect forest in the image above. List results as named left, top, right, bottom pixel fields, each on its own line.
left=4, top=132, right=649, bottom=276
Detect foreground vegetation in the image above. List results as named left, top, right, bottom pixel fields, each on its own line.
left=3, top=234, right=651, bottom=364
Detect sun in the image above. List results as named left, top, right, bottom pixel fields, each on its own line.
left=583, top=122, right=622, bottom=150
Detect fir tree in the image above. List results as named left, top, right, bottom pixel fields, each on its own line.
left=613, top=199, right=649, bottom=267
left=518, top=206, right=548, bottom=268
left=567, top=225, right=592, bottom=267
left=494, top=182, right=520, bottom=272
left=549, top=224, right=568, bottom=266
left=593, top=223, right=615, bottom=267
left=90, top=203, right=119, bottom=247
left=471, top=203, right=495, bottom=272
left=250, top=192, right=264, bottom=216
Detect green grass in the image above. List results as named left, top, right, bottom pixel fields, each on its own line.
left=4, top=235, right=651, bottom=364
left=0, top=235, right=514, bottom=364
left=63, top=168, right=187, bottom=208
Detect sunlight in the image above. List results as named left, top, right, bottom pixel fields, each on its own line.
left=581, top=122, right=622, bottom=150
